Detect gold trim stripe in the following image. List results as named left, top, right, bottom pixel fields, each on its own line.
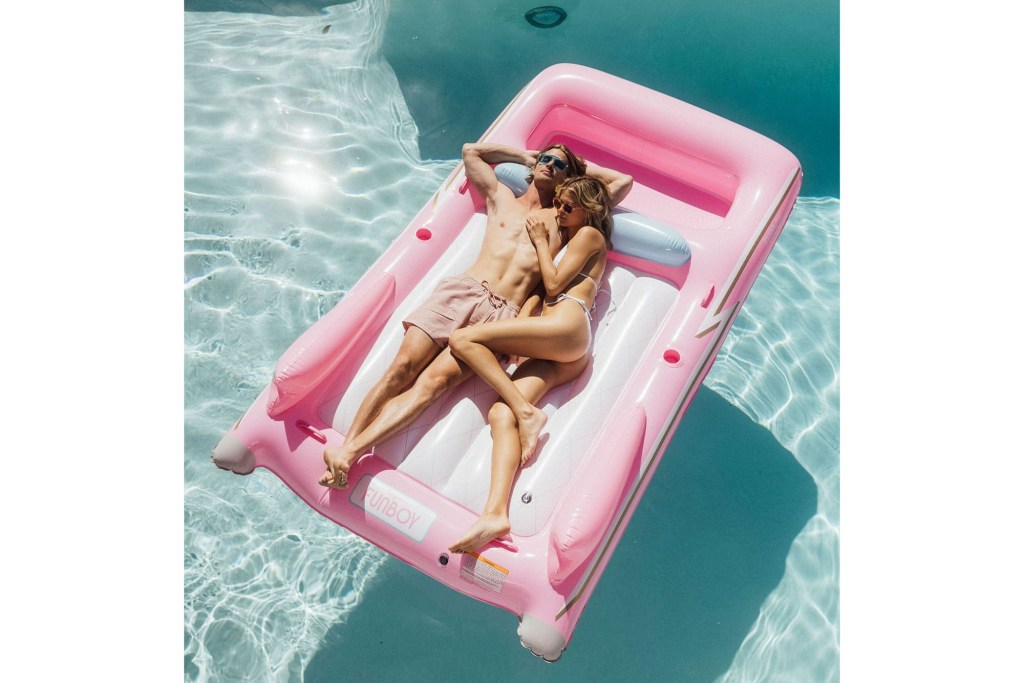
left=714, top=168, right=799, bottom=317
left=695, top=319, right=720, bottom=339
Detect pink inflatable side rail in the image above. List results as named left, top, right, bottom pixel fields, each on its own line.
left=212, top=63, right=801, bottom=661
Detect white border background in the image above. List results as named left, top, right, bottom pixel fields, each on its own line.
left=841, top=1, right=1023, bottom=679
left=6, top=2, right=182, bottom=676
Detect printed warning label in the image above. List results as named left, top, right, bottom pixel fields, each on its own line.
left=459, top=552, right=509, bottom=594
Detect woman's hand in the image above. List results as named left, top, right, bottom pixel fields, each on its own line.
left=525, top=215, right=549, bottom=245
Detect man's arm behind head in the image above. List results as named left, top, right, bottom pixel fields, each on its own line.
left=583, top=159, right=634, bottom=207
left=462, top=143, right=534, bottom=205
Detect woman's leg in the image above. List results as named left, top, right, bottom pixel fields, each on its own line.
left=446, top=401, right=518, bottom=554
left=448, top=311, right=587, bottom=458
left=447, top=355, right=589, bottom=554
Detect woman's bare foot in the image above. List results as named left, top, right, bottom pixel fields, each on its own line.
left=320, top=445, right=357, bottom=490
left=516, top=406, right=547, bottom=463
left=448, top=513, right=512, bottom=554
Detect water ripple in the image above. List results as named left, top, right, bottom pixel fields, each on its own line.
left=185, top=4, right=453, bottom=680
left=707, top=197, right=840, bottom=682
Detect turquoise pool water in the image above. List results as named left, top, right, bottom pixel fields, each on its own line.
left=184, top=1, right=839, bottom=680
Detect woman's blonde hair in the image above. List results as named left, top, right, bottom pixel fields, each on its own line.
left=556, top=176, right=613, bottom=249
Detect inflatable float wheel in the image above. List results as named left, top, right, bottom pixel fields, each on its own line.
left=212, top=433, right=256, bottom=475
left=518, top=614, right=566, bottom=662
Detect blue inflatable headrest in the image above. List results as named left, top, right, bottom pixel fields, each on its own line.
left=493, top=163, right=691, bottom=268
left=494, top=162, right=532, bottom=196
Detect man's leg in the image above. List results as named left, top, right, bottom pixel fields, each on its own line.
left=321, top=347, right=473, bottom=489
left=346, top=325, right=443, bottom=441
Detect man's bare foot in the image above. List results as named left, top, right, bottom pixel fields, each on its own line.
left=447, top=513, right=512, bottom=554
left=318, top=471, right=343, bottom=488
left=516, top=406, right=547, bottom=463
left=320, top=446, right=357, bottom=490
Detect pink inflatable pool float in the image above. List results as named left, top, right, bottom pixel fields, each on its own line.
left=213, top=63, right=801, bottom=661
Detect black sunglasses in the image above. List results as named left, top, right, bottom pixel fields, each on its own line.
left=537, top=153, right=568, bottom=173
left=553, top=198, right=577, bottom=214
